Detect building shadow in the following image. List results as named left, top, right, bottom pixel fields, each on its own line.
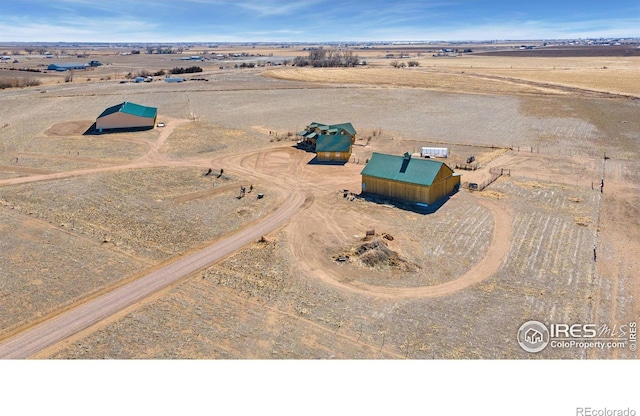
left=307, top=155, right=348, bottom=166
left=83, top=123, right=154, bottom=135
left=358, top=190, right=457, bottom=215
left=83, top=122, right=97, bottom=135
left=293, top=142, right=315, bottom=153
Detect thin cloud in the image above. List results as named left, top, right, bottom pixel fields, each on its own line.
left=234, top=1, right=325, bottom=16
left=0, top=1, right=638, bottom=42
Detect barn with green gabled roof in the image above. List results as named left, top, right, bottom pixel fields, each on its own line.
left=96, top=102, right=157, bottom=131
left=361, top=152, right=461, bottom=205
left=316, top=134, right=352, bottom=162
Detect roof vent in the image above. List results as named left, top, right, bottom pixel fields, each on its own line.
left=400, top=152, right=411, bottom=173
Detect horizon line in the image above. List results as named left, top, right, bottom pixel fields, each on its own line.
left=1, top=37, right=640, bottom=45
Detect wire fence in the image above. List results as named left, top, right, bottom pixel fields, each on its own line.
left=512, top=145, right=634, bottom=161
left=463, top=167, right=511, bottom=191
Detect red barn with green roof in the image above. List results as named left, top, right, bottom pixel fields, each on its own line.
left=361, top=152, right=461, bottom=204
left=96, top=102, right=157, bottom=131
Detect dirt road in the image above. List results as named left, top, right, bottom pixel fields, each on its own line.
left=0, top=190, right=305, bottom=359
left=287, top=195, right=512, bottom=298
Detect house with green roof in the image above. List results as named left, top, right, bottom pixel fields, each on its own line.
left=361, top=152, right=461, bottom=204
left=297, top=121, right=357, bottom=147
left=316, top=134, right=352, bottom=162
left=96, top=102, right=157, bottom=132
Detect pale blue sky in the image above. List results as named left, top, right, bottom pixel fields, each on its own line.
left=1, top=0, right=639, bottom=42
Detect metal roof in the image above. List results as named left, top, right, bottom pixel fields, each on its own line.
left=331, top=122, right=357, bottom=136
left=97, top=102, right=157, bottom=119
left=316, top=134, right=352, bottom=153
left=360, top=152, right=447, bottom=186
left=47, top=63, right=87, bottom=71
left=306, top=122, right=357, bottom=136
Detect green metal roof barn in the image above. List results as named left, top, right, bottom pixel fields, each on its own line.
left=361, top=152, right=460, bottom=204
left=96, top=102, right=157, bottom=131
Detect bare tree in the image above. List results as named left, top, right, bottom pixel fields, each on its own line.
left=295, top=47, right=360, bottom=67
left=343, top=50, right=359, bottom=67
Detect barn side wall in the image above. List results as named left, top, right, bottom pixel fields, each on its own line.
left=96, top=112, right=155, bottom=130
left=362, top=175, right=431, bottom=203
left=362, top=166, right=460, bottom=204
left=429, top=174, right=460, bottom=203
left=317, top=151, right=351, bottom=162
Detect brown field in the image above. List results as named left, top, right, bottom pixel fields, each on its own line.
left=0, top=44, right=638, bottom=359
left=265, top=55, right=640, bottom=97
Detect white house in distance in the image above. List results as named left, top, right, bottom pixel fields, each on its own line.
left=95, top=102, right=157, bottom=132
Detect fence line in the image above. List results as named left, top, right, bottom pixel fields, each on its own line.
left=512, top=145, right=634, bottom=161
left=463, top=167, right=511, bottom=191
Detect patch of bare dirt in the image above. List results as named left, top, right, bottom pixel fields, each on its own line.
left=44, top=120, right=93, bottom=136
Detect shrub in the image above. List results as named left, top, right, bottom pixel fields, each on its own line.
left=0, top=77, right=41, bottom=89
left=170, top=66, right=203, bottom=74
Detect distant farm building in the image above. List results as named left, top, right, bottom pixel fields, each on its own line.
left=95, top=102, right=157, bottom=132
left=361, top=152, right=461, bottom=205
left=47, top=63, right=88, bottom=71
left=316, top=134, right=352, bottom=162
left=298, top=122, right=357, bottom=147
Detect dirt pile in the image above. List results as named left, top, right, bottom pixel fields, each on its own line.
left=348, top=237, right=419, bottom=272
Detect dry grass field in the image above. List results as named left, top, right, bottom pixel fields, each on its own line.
left=1, top=44, right=638, bottom=359
left=265, top=53, right=640, bottom=97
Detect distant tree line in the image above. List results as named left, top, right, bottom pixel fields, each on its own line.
left=7, top=67, right=42, bottom=73
left=169, top=66, right=203, bottom=74
left=292, top=47, right=360, bottom=67
left=145, top=46, right=184, bottom=54
left=124, top=69, right=166, bottom=79
left=391, top=60, right=420, bottom=68
left=0, top=77, right=41, bottom=89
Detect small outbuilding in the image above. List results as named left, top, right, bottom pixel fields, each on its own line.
left=361, top=152, right=461, bottom=205
left=96, top=102, right=157, bottom=131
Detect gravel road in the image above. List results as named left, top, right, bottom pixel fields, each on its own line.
left=0, top=190, right=305, bottom=359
